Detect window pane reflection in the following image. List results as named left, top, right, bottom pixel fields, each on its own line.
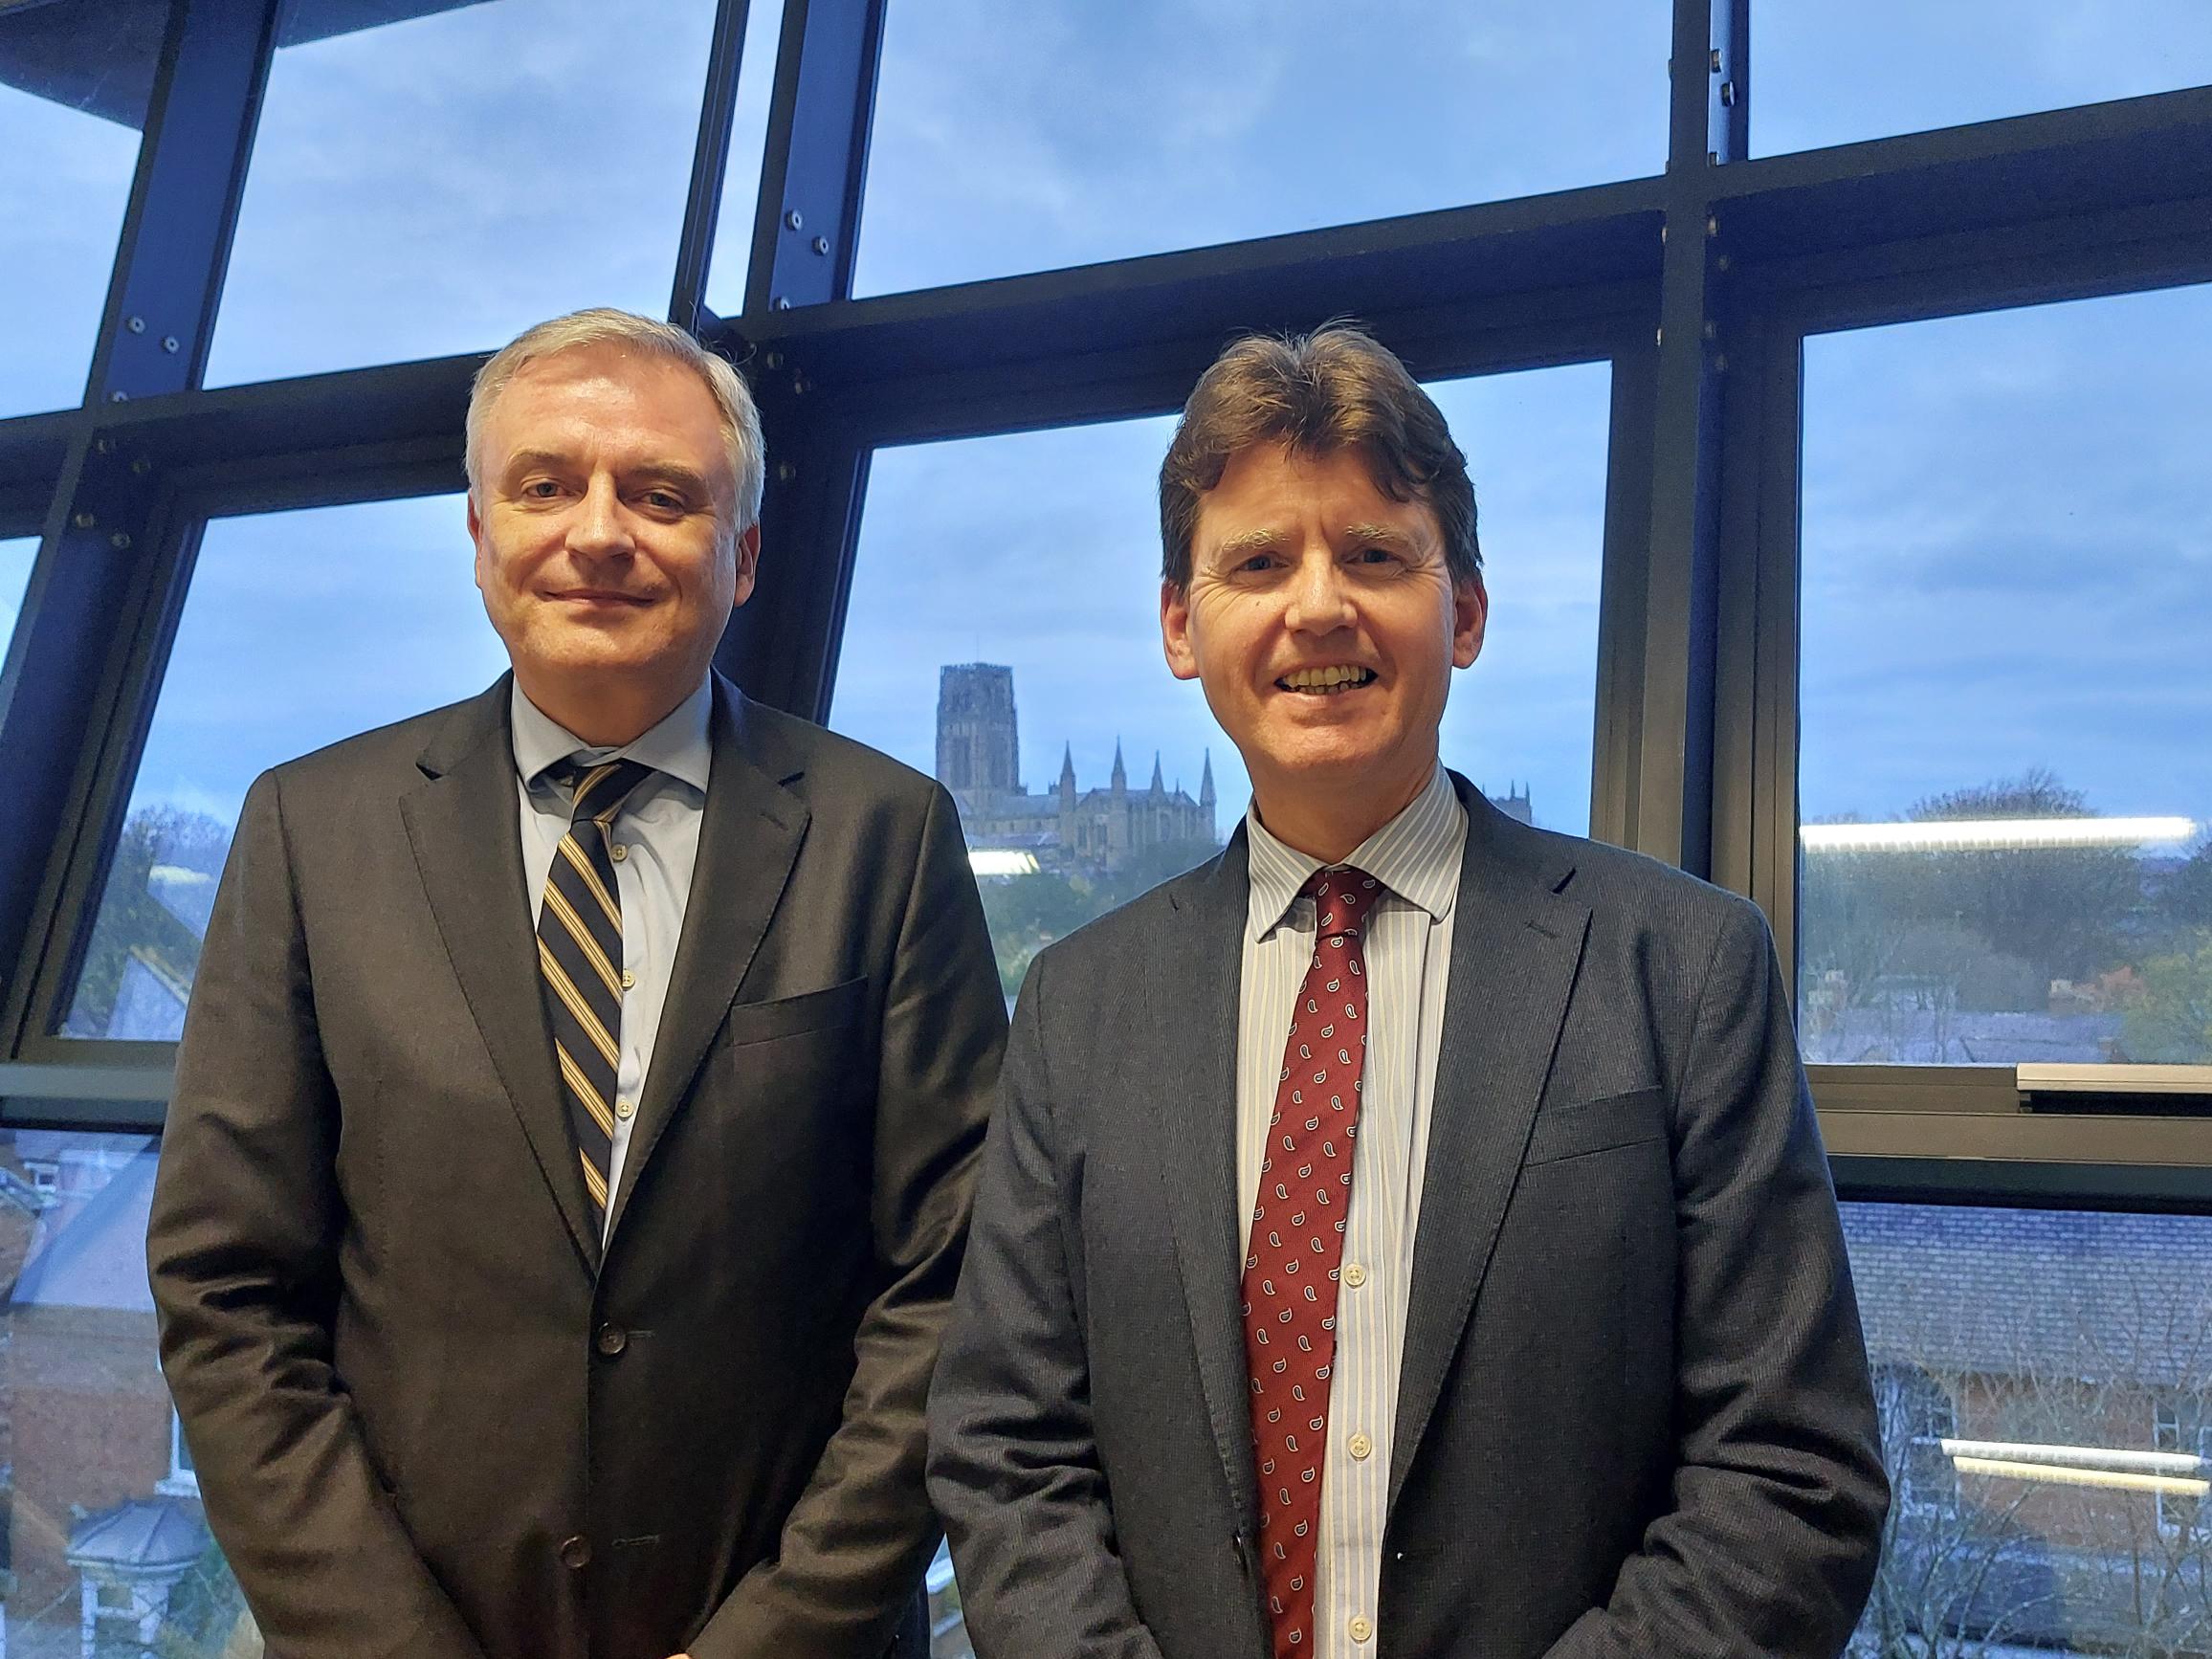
left=207, top=0, right=718, bottom=387
left=829, top=364, right=1610, bottom=1001
left=0, top=0, right=162, bottom=416
left=855, top=0, right=1668, bottom=297
left=60, top=496, right=508, bottom=1040
left=1756, top=0, right=2212, bottom=157
left=1798, top=286, right=2212, bottom=1067
left=1843, top=1201, right=2212, bottom=1651
left=702, top=0, right=787, bottom=317
left=0, top=1127, right=254, bottom=1657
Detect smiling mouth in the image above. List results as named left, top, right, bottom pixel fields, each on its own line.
left=551, top=590, right=652, bottom=605
left=1276, top=666, right=1377, bottom=695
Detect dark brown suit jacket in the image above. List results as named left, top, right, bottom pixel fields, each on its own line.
left=148, top=673, right=1006, bottom=1659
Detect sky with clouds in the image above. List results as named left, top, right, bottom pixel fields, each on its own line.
left=1, top=0, right=2206, bottom=874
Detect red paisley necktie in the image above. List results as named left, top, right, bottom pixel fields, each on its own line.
left=1242, top=865, right=1377, bottom=1656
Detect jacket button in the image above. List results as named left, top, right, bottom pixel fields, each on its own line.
left=560, top=1535, right=591, bottom=1570
left=595, top=1323, right=628, bottom=1358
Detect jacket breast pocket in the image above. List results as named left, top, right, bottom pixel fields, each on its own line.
left=720, top=974, right=868, bottom=1049
left=1523, top=1086, right=1666, bottom=1166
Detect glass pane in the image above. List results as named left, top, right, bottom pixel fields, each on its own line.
left=61, top=495, right=509, bottom=1039
left=0, top=0, right=161, bottom=417
left=854, top=0, right=1668, bottom=298
left=206, top=0, right=719, bottom=387
left=1844, top=1201, right=2212, bottom=1651
left=1797, top=286, right=2212, bottom=1067
left=1, top=535, right=38, bottom=653
left=829, top=363, right=1610, bottom=1000
left=0, top=1126, right=254, bottom=1657
left=702, top=0, right=787, bottom=318
left=1756, top=0, right=2212, bottom=157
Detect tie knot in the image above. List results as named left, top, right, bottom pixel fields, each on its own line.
left=1300, top=865, right=1381, bottom=940
left=552, top=756, right=655, bottom=828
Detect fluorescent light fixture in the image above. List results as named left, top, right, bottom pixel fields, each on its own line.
left=967, top=849, right=1039, bottom=877
left=1941, top=1439, right=2208, bottom=1497
left=1800, top=816, right=2196, bottom=852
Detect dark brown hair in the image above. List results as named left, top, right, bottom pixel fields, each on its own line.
left=1158, top=322, right=1480, bottom=590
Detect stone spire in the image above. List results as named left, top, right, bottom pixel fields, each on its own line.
left=1148, top=752, right=1164, bottom=795
left=1110, top=740, right=1126, bottom=796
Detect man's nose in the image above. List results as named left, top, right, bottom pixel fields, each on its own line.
left=1283, top=549, right=1355, bottom=633
left=566, top=476, right=633, bottom=560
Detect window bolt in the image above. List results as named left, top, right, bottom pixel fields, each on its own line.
left=109, top=390, right=129, bottom=403
left=72, top=512, right=97, bottom=530
left=1702, top=320, right=1718, bottom=342
left=126, top=316, right=146, bottom=334
left=792, top=375, right=811, bottom=395
left=1706, top=214, right=1718, bottom=237
left=1714, top=352, right=1729, bottom=372
left=93, top=437, right=116, bottom=455
left=109, top=531, right=133, bottom=550
left=1715, top=253, right=1732, bottom=272
left=763, top=350, right=784, bottom=369
left=784, top=209, right=804, bottom=231
left=1719, top=80, right=1736, bottom=107
left=775, top=297, right=792, bottom=311
left=811, top=235, right=830, bottom=256
left=131, top=456, right=152, bottom=476
left=776, top=461, right=797, bottom=482
left=162, top=336, right=181, bottom=354
left=1709, top=49, right=1721, bottom=72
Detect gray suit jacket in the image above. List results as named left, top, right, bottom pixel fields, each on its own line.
left=148, top=674, right=1006, bottom=1659
left=928, top=776, right=1887, bottom=1658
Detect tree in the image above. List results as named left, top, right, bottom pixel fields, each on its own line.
left=2121, top=932, right=2212, bottom=1065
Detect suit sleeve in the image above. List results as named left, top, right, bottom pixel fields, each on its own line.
left=689, top=782, right=1006, bottom=1659
left=924, top=947, right=1171, bottom=1659
left=1543, top=896, right=1890, bottom=1659
left=146, top=771, right=488, bottom=1659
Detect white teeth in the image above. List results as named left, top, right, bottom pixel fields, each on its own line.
left=1280, top=666, right=1374, bottom=692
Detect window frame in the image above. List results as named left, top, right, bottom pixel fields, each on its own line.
left=0, top=0, right=2187, bottom=1216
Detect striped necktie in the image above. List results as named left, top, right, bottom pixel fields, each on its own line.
left=536, top=756, right=654, bottom=1226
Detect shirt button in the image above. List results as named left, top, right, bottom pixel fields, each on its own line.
left=559, top=1535, right=591, bottom=1570
left=1348, top=1615, right=1374, bottom=1644
left=620, top=968, right=635, bottom=989
left=610, top=843, right=629, bottom=863
left=614, top=1097, right=636, bottom=1121
left=1343, top=1263, right=1368, bottom=1289
left=1348, top=1431, right=1373, bottom=1461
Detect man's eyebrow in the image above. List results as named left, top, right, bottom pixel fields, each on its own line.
left=628, top=461, right=717, bottom=498
left=1341, top=521, right=1420, bottom=551
left=498, top=448, right=575, bottom=479
left=1206, top=526, right=1293, bottom=561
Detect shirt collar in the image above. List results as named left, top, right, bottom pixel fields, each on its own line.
left=1245, top=764, right=1466, bottom=943
left=511, top=675, right=715, bottom=799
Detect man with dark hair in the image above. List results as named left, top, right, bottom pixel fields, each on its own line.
left=929, top=322, right=1888, bottom=1659
left=150, top=308, right=1006, bottom=1659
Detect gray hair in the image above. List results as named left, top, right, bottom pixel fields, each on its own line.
left=466, top=307, right=766, bottom=535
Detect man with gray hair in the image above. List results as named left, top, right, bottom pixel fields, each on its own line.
left=149, top=308, right=1006, bottom=1659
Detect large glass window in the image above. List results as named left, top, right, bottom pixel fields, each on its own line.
left=205, top=0, right=719, bottom=388
left=1, top=535, right=38, bottom=655
left=1756, top=0, right=2212, bottom=157
left=829, top=364, right=1611, bottom=999
left=853, top=0, right=1669, bottom=297
left=1798, top=285, right=2212, bottom=1067
left=1844, top=1201, right=2212, bottom=1652
left=61, top=496, right=508, bottom=1040
left=0, top=1127, right=251, bottom=1657
left=0, top=0, right=162, bottom=417
left=702, top=0, right=788, bottom=318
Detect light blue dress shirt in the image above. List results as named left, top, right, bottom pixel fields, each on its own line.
left=511, top=677, right=713, bottom=1240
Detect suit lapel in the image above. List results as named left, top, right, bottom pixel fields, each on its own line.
left=606, top=677, right=808, bottom=1235
left=1387, top=780, right=1589, bottom=1515
left=401, top=677, right=601, bottom=1274
left=1153, top=831, right=1262, bottom=1529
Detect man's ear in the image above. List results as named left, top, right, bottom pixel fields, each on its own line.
left=1161, top=579, right=1200, bottom=680
left=731, top=521, right=763, bottom=608
left=1451, top=572, right=1488, bottom=670
left=467, top=493, right=487, bottom=592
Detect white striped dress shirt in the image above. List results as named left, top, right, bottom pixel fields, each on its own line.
left=1236, top=765, right=1468, bottom=1658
